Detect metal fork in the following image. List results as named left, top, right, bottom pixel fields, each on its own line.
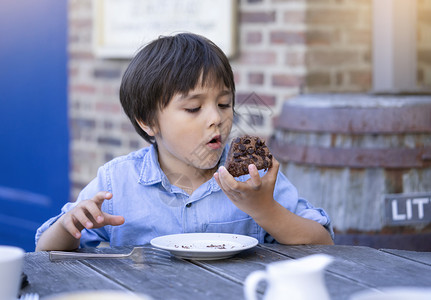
left=49, top=247, right=171, bottom=264
left=19, top=293, right=39, bottom=300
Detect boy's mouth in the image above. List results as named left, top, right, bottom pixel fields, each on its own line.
left=207, top=135, right=222, bottom=150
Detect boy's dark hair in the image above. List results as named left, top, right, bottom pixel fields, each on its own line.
left=120, top=32, right=236, bottom=144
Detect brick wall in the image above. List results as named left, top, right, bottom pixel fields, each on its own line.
left=69, top=0, right=430, bottom=201
left=69, top=0, right=142, bottom=198
left=304, top=0, right=372, bottom=92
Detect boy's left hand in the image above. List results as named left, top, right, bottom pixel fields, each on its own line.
left=214, top=158, right=279, bottom=219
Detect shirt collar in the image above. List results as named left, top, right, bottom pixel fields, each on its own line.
left=138, top=144, right=164, bottom=185
left=138, top=143, right=229, bottom=192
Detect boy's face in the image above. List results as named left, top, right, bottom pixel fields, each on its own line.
left=150, top=82, right=234, bottom=174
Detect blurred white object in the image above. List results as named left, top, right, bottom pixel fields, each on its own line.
left=19, top=293, right=39, bottom=300
left=351, top=287, right=431, bottom=300
left=43, top=290, right=152, bottom=300
left=0, top=245, right=25, bottom=300
left=244, top=254, right=333, bottom=300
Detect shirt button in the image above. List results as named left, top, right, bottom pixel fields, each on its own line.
left=186, top=203, right=192, bottom=208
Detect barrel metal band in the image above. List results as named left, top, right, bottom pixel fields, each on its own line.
left=276, top=105, right=431, bottom=134
left=270, top=139, right=431, bottom=168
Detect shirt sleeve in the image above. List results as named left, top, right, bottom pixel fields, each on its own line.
left=35, top=166, right=111, bottom=248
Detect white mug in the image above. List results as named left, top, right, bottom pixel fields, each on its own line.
left=244, top=254, right=333, bottom=300
left=0, top=245, right=25, bottom=300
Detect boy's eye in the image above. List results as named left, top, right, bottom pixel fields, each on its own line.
left=185, top=107, right=201, bottom=113
left=219, top=103, right=232, bottom=109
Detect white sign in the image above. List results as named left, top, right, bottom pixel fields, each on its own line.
left=93, top=0, right=237, bottom=58
left=384, top=193, right=431, bottom=225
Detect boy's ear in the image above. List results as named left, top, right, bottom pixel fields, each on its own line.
left=136, top=119, right=157, bottom=137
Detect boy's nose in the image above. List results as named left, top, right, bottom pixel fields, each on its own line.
left=207, top=105, right=223, bottom=127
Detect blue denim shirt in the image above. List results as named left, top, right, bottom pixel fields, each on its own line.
left=36, top=145, right=333, bottom=247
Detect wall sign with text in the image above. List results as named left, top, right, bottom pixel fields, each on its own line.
left=93, top=0, right=237, bottom=58
left=384, top=192, right=431, bottom=226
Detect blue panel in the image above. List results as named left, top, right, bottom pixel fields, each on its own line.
left=0, top=0, right=69, bottom=251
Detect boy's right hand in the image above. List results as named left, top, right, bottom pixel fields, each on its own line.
left=59, top=191, right=125, bottom=239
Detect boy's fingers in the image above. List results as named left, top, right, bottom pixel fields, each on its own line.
left=73, top=208, right=94, bottom=230
left=104, top=214, right=125, bottom=226
left=62, top=215, right=83, bottom=239
left=265, top=158, right=279, bottom=183
left=85, top=201, right=105, bottom=224
left=248, top=164, right=262, bottom=189
left=93, top=191, right=112, bottom=204
left=213, top=172, right=222, bottom=188
left=218, top=166, right=239, bottom=191
left=214, top=171, right=230, bottom=194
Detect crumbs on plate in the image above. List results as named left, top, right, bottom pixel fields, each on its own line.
left=173, top=243, right=234, bottom=250
left=206, top=244, right=227, bottom=249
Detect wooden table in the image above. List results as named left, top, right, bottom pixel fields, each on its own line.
left=21, top=244, right=431, bottom=300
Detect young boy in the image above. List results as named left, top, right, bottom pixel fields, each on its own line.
left=35, top=33, right=333, bottom=251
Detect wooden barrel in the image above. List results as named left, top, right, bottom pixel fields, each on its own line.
left=270, top=94, right=431, bottom=244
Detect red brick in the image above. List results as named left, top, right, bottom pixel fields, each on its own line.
left=69, top=18, right=92, bottom=30
left=236, top=92, right=276, bottom=106
left=68, top=0, right=91, bottom=11
left=248, top=72, right=264, bottom=85
left=246, top=31, right=263, bottom=44
left=272, top=74, right=304, bottom=87
left=239, top=51, right=277, bottom=64
left=348, top=70, right=371, bottom=87
left=70, top=84, right=96, bottom=94
left=283, top=11, right=305, bottom=24
left=97, top=136, right=121, bottom=146
left=306, top=51, right=359, bottom=66
left=346, top=29, right=371, bottom=45
left=305, top=72, right=331, bottom=87
left=95, top=102, right=121, bottom=113
left=306, top=30, right=338, bottom=46
left=68, top=66, right=79, bottom=77
left=285, top=52, right=305, bottom=66
left=69, top=51, right=94, bottom=60
left=272, top=0, right=305, bottom=3
left=306, top=10, right=358, bottom=25
left=70, top=118, right=96, bottom=130
left=270, top=31, right=305, bottom=45
left=94, top=68, right=122, bottom=79
left=240, top=11, right=276, bottom=23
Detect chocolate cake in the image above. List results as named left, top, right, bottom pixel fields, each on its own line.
left=225, top=135, right=273, bottom=177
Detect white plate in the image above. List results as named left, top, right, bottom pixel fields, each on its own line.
left=150, top=233, right=258, bottom=260
left=350, top=288, right=431, bottom=300
left=43, top=290, right=152, bottom=300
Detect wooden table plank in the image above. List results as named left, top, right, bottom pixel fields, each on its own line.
left=76, top=246, right=245, bottom=300
left=380, top=249, right=431, bottom=266
left=21, top=245, right=431, bottom=300
left=192, top=245, right=372, bottom=300
left=21, top=252, right=127, bottom=297
left=261, top=244, right=431, bottom=288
